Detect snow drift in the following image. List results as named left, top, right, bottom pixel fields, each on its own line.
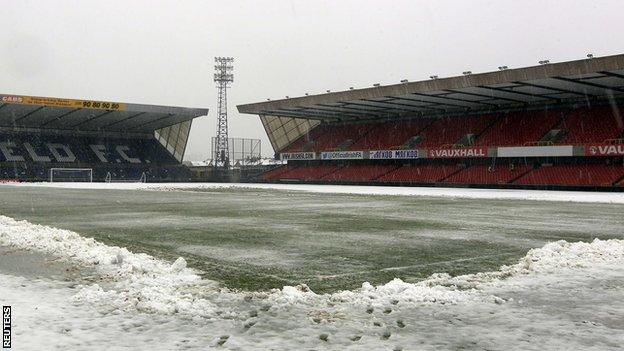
left=1, top=215, right=623, bottom=318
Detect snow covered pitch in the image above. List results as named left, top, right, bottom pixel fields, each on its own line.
left=1, top=183, right=623, bottom=350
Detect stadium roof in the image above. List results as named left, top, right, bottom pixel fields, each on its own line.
left=0, top=94, right=208, bottom=134
left=238, top=54, right=624, bottom=122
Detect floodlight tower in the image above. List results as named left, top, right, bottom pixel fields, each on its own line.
left=214, top=57, right=234, bottom=168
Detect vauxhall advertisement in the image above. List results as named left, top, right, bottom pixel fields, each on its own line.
left=585, top=144, right=624, bottom=156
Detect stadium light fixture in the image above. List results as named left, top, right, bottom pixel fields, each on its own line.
left=587, top=53, right=594, bottom=59
left=430, top=75, right=439, bottom=80
left=349, top=87, right=354, bottom=90
left=539, top=60, right=550, bottom=65
left=326, top=90, right=331, bottom=93
left=266, top=98, right=271, bottom=101
left=213, top=57, right=234, bottom=169
left=462, top=71, right=472, bottom=75
left=373, top=83, right=380, bottom=87
left=400, top=79, right=409, bottom=83
left=498, top=66, right=508, bottom=71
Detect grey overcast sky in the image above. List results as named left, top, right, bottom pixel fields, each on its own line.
left=1, top=0, right=624, bottom=160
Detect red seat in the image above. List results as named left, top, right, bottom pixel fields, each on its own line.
left=277, top=165, right=342, bottom=180
left=378, top=164, right=460, bottom=183
left=310, top=124, right=373, bottom=152
left=559, top=106, right=624, bottom=144
left=261, top=165, right=296, bottom=180
left=417, top=115, right=496, bottom=148
left=322, top=164, right=399, bottom=181
left=348, top=119, right=432, bottom=150
left=444, top=164, right=532, bottom=184
left=515, top=164, right=624, bottom=186
left=474, top=110, right=563, bottom=146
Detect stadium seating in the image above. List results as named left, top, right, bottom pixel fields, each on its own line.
left=514, top=164, right=624, bottom=186
left=348, top=119, right=433, bottom=150
left=474, top=109, right=563, bottom=146
left=282, top=123, right=374, bottom=153
left=443, top=164, right=532, bottom=184
left=416, top=114, right=496, bottom=148
left=310, top=123, right=374, bottom=152
left=261, top=164, right=296, bottom=180
left=378, top=164, right=461, bottom=183
left=558, top=106, right=624, bottom=144
left=283, top=105, right=624, bottom=153
left=321, top=164, right=399, bottom=181
left=0, top=132, right=188, bottom=182
left=283, top=109, right=572, bottom=153
left=273, top=105, right=624, bottom=188
left=0, top=133, right=177, bottom=165
left=277, top=164, right=342, bottom=180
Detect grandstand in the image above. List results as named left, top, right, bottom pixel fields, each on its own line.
left=0, top=94, right=207, bottom=182
left=239, top=54, right=624, bottom=190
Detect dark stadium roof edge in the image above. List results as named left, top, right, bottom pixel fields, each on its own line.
left=0, top=93, right=208, bottom=134
left=237, top=53, right=624, bottom=122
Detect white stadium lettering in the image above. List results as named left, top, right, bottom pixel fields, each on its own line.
left=46, top=143, right=76, bottom=163
left=90, top=144, right=109, bottom=163
left=24, top=143, right=52, bottom=162
left=116, top=145, right=141, bottom=164
left=0, top=142, right=25, bottom=162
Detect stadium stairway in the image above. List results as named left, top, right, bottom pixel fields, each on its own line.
left=443, top=163, right=533, bottom=184
left=348, top=119, right=433, bottom=150
left=610, top=168, right=624, bottom=187
left=377, top=164, right=464, bottom=183
left=558, top=106, right=624, bottom=144
left=415, top=114, right=497, bottom=148
left=473, top=109, right=564, bottom=146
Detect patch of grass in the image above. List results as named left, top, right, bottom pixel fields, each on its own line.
left=1, top=186, right=623, bottom=293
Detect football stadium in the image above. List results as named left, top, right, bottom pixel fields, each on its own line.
left=2, top=2, right=624, bottom=350
left=0, top=94, right=204, bottom=182
left=1, top=55, right=624, bottom=350
left=242, top=54, right=624, bottom=190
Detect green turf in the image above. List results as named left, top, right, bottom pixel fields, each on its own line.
left=1, top=186, right=622, bottom=293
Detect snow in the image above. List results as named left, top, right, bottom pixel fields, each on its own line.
left=5, top=181, right=624, bottom=203
left=2, top=215, right=624, bottom=349
left=0, top=215, right=219, bottom=318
